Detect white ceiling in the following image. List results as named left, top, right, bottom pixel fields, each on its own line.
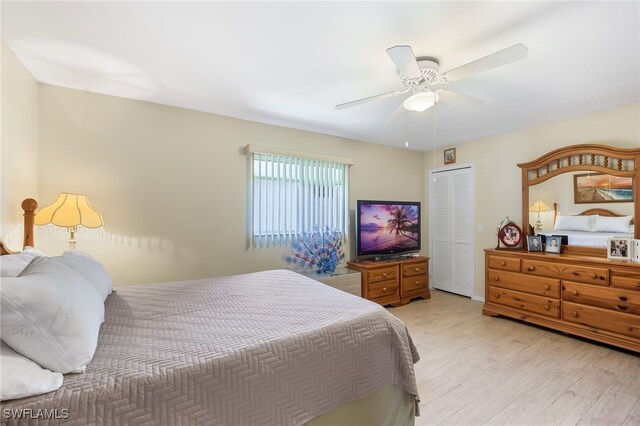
left=2, top=1, right=639, bottom=151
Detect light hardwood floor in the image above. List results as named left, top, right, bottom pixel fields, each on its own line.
left=389, top=290, right=640, bottom=426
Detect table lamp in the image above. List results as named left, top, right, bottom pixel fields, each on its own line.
left=529, top=201, right=550, bottom=231
left=35, top=193, right=104, bottom=250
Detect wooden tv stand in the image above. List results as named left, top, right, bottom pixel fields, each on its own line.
left=347, top=256, right=430, bottom=306
left=484, top=249, right=640, bottom=352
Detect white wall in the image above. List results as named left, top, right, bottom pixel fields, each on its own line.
left=425, top=102, right=640, bottom=299
left=37, top=85, right=426, bottom=285
left=0, top=42, right=39, bottom=249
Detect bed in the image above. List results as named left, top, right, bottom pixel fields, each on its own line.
left=536, top=205, right=634, bottom=249
left=0, top=199, right=420, bottom=425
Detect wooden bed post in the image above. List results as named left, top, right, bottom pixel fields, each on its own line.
left=22, top=198, right=38, bottom=249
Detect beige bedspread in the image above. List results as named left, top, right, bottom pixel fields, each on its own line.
left=1, top=270, right=419, bottom=425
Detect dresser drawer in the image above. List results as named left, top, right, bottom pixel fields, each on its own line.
left=563, top=301, right=640, bottom=339
left=562, top=281, right=640, bottom=315
left=488, top=286, right=559, bottom=318
left=488, top=255, right=520, bottom=272
left=403, top=274, right=427, bottom=292
left=367, top=267, right=398, bottom=284
left=611, top=271, right=640, bottom=291
left=488, top=269, right=559, bottom=298
left=402, top=261, right=428, bottom=277
left=368, top=280, right=399, bottom=299
left=522, top=259, right=608, bottom=285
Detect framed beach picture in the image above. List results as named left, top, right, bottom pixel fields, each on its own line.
left=444, top=148, right=456, bottom=165
left=527, top=235, right=542, bottom=252
left=544, top=236, right=562, bottom=253
left=607, top=237, right=631, bottom=260
left=573, top=173, right=633, bottom=204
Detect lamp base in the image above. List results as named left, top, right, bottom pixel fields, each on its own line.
left=68, top=227, right=77, bottom=251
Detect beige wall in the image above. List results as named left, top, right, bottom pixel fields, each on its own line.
left=0, top=42, right=39, bottom=248
left=37, top=85, right=426, bottom=285
left=425, top=102, right=640, bottom=300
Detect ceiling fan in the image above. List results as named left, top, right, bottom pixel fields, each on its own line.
left=335, top=44, right=528, bottom=126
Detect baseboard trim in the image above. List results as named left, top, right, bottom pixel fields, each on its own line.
left=471, top=295, right=485, bottom=303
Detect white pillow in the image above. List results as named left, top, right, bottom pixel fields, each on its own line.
left=592, top=215, right=633, bottom=233
left=554, top=215, right=593, bottom=232
left=51, top=251, right=113, bottom=301
left=0, top=257, right=105, bottom=374
left=0, top=247, right=45, bottom=277
left=0, top=341, right=63, bottom=401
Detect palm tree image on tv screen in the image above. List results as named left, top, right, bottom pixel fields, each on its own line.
left=359, top=203, right=420, bottom=253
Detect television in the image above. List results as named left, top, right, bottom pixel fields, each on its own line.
left=356, top=200, right=421, bottom=258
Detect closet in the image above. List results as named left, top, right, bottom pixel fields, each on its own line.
left=429, top=164, right=475, bottom=297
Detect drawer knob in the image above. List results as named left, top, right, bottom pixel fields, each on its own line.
left=382, top=287, right=388, bottom=292
left=618, top=305, right=628, bottom=311
left=414, top=267, right=420, bottom=272
left=415, top=280, right=420, bottom=285
left=619, top=296, right=628, bottom=302
left=571, top=290, right=578, bottom=296
left=544, top=304, right=550, bottom=311
left=494, top=293, right=500, bottom=299
left=500, top=261, right=506, bottom=266
left=590, top=273, right=597, bottom=279
left=527, top=266, right=535, bottom=271
left=494, top=276, right=499, bottom=282
left=571, top=311, right=578, bottom=318
left=544, top=284, right=550, bottom=290
left=382, top=272, right=387, bottom=276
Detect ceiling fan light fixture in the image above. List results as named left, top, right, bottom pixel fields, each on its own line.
left=403, top=91, right=439, bottom=112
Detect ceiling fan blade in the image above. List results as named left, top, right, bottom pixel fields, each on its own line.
left=437, top=90, right=484, bottom=108
left=335, top=88, right=409, bottom=110
left=443, top=43, right=528, bottom=82
left=386, top=45, right=422, bottom=79
left=384, top=103, right=407, bottom=128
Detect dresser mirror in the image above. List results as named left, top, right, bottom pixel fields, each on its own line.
left=518, top=144, right=640, bottom=256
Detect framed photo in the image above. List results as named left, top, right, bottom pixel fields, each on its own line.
left=497, top=221, right=523, bottom=249
left=573, top=173, right=633, bottom=204
left=608, top=237, right=631, bottom=260
left=444, top=148, right=456, bottom=165
left=545, top=236, right=562, bottom=253
left=527, top=235, right=542, bottom=252
left=632, top=239, right=640, bottom=263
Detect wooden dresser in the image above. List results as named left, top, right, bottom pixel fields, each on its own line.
left=484, top=249, right=640, bottom=352
left=347, top=256, right=430, bottom=306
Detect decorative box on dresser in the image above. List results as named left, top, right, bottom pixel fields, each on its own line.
left=347, top=256, right=430, bottom=306
left=484, top=249, right=640, bottom=352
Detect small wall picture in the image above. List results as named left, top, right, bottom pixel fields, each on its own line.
left=444, top=147, right=456, bottom=165
left=545, top=236, right=562, bottom=253
left=632, top=239, right=640, bottom=263
left=608, top=237, right=631, bottom=260
left=527, top=235, right=543, bottom=252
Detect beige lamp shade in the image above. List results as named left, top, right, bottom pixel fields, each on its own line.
left=35, top=193, right=104, bottom=229
left=529, top=201, right=551, bottom=214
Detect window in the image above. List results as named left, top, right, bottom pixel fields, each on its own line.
left=250, top=151, right=349, bottom=247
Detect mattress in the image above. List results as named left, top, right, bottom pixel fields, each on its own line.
left=0, top=270, right=419, bottom=425
left=538, top=230, right=633, bottom=248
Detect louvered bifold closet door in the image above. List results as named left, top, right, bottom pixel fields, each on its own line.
left=431, top=174, right=453, bottom=293
left=429, top=165, right=474, bottom=297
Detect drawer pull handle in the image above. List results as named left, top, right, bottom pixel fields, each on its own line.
left=544, top=284, right=550, bottom=290
left=544, top=305, right=550, bottom=311
left=527, top=266, right=535, bottom=271
left=619, top=296, right=628, bottom=302
left=414, top=267, right=420, bottom=272
left=618, top=305, right=628, bottom=311
left=500, top=261, right=506, bottom=266
left=494, top=293, right=500, bottom=299
left=571, top=311, right=578, bottom=318
left=494, top=276, right=499, bottom=282
left=571, top=290, right=578, bottom=296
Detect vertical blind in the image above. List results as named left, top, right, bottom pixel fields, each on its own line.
left=250, top=152, right=349, bottom=247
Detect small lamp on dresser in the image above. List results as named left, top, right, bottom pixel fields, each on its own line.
left=529, top=201, right=550, bottom=231
left=35, top=193, right=104, bottom=250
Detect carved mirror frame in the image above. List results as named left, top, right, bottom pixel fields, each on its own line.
left=518, top=144, right=640, bottom=256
